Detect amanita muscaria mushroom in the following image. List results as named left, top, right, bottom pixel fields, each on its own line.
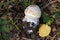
left=23, top=5, right=41, bottom=26
left=38, top=24, right=51, bottom=37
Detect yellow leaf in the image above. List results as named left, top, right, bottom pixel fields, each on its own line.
left=38, top=24, right=51, bottom=37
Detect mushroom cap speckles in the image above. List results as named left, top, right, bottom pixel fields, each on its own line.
left=25, top=5, right=41, bottom=18
left=39, top=24, right=51, bottom=37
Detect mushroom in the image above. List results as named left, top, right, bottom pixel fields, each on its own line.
left=38, top=24, right=51, bottom=37
left=23, top=5, right=41, bottom=26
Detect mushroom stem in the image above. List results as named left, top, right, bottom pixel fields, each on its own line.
left=23, top=16, right=39, bottom=27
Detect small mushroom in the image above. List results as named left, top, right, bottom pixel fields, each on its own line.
left=38, top=24, right=51, bottom=37
left=23, top=5, right=41, bottom=26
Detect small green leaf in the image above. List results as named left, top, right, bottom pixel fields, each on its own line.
left=53, top=11, right=60, bottom=19
left=42, top=13, right=54, bottom=25
left=22, top=0, right=32, bottom=8
left=0, top=2, right=4, bottom=7
left=55, top=8, right=60, bottom=12
left=1, top=33, right=9, bottom=40
left=0, top=28, right=2, bottom=32
left=0, top=34, right=3, bottom=40
left=2, top=25, right=10, bottom=32
left=22, top=0, right=28, bottom=7
left=46, top=18, right=54, bottom=25
left=42, top=13, right=49, bottom=23
left=0, top=19, right=8, bottom=25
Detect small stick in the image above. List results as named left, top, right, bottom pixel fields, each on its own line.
left=41, top=1, right=56, bottom=10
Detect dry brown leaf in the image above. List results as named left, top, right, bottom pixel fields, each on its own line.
left=55, top=0, right=60, bottom=2
left=52, top=27, right=57, bottom=32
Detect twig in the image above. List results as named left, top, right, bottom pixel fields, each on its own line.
left=9, top=17, right=20, bottom=30
left=51, top=32, right=60, bottom=40
left=11, top=19, right=20, bottom=30
left=46, top=36, right=50, bottom=40
left=41, top=1, right=56, bottom=10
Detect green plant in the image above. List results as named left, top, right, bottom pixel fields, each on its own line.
left=0, top=33, right=9, bottom=40
left=22, top=0, right=33, bottom=8
left=0, top=19, right=10, bottom=32
left=0, top=19, right=10, bottom=40
left=0, top=2, right=4, bottom=7
left=42, top=12, right=54, bottom=25
left=53, top=11, right=60, bottom=19
left=0, top=0, right=13, bottom=8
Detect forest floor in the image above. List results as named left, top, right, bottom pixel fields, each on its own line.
left=0, top=0, right=60, bottom=40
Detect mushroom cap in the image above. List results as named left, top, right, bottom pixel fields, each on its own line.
left=39, top=24, right=51, bottom=37
left=25, top=5, right=41, bottom=18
